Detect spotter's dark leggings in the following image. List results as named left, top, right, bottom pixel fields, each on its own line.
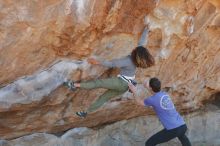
left=145, top=124, right=192, bottom=146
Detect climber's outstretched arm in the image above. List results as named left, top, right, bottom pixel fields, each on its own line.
left=137, top=25, right=150, bottom=47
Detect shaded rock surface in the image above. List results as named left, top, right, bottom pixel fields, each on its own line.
left=1, top=106, right=220, bottom=146
left=0, top=0, right=219, bottom=143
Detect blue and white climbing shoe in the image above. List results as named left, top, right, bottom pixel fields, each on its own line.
left=63, top=80, right=76, bottom=91
left=76, top=111, right=87, bottom=118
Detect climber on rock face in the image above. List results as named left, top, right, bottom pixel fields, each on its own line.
left=128, top=78, right=192, bottom=146
left=63, top=26, right=154, bottom=118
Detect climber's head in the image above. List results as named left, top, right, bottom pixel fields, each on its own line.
left=149, top=77, right=161, bottom=93
left=131, top=46, right=155, bottom=68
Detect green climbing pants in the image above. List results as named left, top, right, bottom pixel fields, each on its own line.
left=80, top=77, right=128, bottom=112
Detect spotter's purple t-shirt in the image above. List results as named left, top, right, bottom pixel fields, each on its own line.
left=144, top=91, right=185, bottom=130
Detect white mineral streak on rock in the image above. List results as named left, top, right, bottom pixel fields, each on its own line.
left=187, top=16, right=195, bottom=35
left=73, top=0, right=88, bottom=23
left=0, top=60, right=85, bottom=109
left=64, top=0, right=74, bottom=15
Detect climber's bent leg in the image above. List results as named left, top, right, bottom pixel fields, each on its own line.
left=64, top=77, right=127, bottom=91
left=87, top=89, right=125, bottom=113
left=80, top=77, right=128, bottom=90
left=76, top=90, right=125, bottom=118
left=75, top=90, right=124, bottom=118
left=74, top=78, right=128, bottom=118
left=76, top=79, right=128, bottom=118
